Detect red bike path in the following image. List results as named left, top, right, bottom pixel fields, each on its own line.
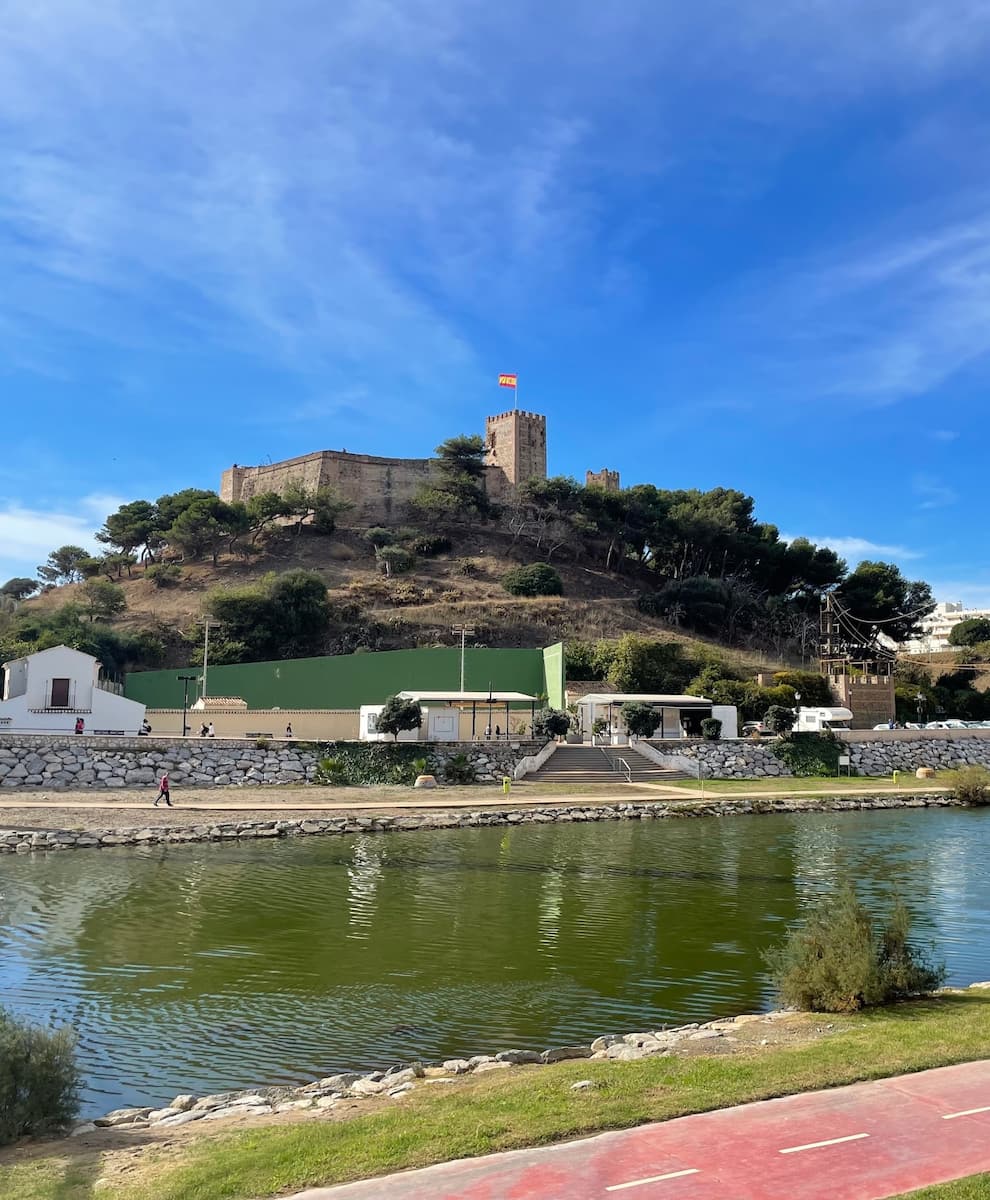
left=289, top=1060, right=990, bottom=1199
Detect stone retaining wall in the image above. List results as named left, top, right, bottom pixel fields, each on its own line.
left=645, top=732, right=990, bottom=779
left=0, top=736, right=540, bottom=790
left=0, top=792, right=965, bottom=854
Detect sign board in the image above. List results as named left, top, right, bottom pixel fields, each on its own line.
left=838, top=754, right=850, bottom=766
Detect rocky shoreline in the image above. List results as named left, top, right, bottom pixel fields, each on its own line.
left=73, top=981, right=990, bottom=1136
left=0, top=791, right=964, bottom=855
left=71, top=1012, right=802, bottom=1134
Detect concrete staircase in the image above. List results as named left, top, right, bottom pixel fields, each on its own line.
left=528, top=743, right=690, bottom=786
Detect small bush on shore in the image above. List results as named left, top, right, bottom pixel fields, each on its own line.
left=0, top=1006, right=80, bottom=1145
left=948, top=765, right=990, bottom=805
left=764, top=882, right=944, bottom=1013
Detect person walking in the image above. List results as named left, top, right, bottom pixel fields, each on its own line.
left=199, top=722, right=209, bottom=738
left=154, top=771, right=172, bottom=807
left=74, top=717, right=85, bottom=735
left=285, top=722, right=293, bottom=739
left=207, top=721, right=215, bottom=738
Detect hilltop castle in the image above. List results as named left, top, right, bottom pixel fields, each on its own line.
left=221, top=408, right=619, bottom=525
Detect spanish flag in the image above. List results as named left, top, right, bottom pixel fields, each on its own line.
left=498, top=373, right=518, bottom=388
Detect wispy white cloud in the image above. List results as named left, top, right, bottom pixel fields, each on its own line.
left=931, top=429, right=959, bottom=441
left=913, top=473, right=958, bottom=509
left=784, top=533, right=923, bottom=563
left=3, top=0, right=990, bottom=406
left=925, top=581, right=990, bottom=609
left=0, top=494, right=122, bottom=576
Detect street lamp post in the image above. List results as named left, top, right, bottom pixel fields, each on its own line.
left=177, top=675, right=198, bottom=738
left=451, top=625, right=476, bottom=693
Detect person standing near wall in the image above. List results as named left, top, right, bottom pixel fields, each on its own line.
left=74, top=717, right=85, bottom=735
left=207, top=721, right=215, bottom=738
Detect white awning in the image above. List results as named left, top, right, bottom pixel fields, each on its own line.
left=396, top=690, right=538, bottom=703
left=578, top=693, right=712, bottom=707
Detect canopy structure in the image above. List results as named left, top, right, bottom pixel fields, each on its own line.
left=578, top=693, right=712, bottom=709
left=396, top=690, right=538, bottom=739
left=576, top=693, right=715, bottom=740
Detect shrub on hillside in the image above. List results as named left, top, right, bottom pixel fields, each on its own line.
left=375, top=546, right=415, bottom=577
left=145, top=563, right=182, bottom=588
left=411, top=533, right=452, bottom=556
left=947, top=766, right=990, bottom=805
left=764, top=882, right=945, bottom=1013
left=502, top=562, right=563, bottom=597
left=365, top=527, right=397, bottom=549
left=0, top=1006, right=80, bottom=1145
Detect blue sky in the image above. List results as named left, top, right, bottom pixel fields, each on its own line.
left=2, top=1, right=989, bottom=602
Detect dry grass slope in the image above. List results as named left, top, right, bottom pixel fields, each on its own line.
left=25, top=526, right=782, bottom=670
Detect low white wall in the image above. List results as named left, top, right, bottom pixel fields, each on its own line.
left=513, top=741, right=557, bottom=780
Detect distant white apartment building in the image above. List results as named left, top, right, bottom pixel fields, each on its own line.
left=903, top=602, right=990, bottom=654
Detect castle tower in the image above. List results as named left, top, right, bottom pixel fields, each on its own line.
left=485, top=410, right=547, bottom=500
left=586, top=468, right=620, bottom=493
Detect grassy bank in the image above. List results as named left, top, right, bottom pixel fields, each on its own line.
left=897, top=1177, right=990, bottom=1198
left=669, top=774, right=948, bottom=794
left=2, top=992, right=989, bottom=1200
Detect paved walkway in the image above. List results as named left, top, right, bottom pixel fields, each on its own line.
left=0, top=784, right=949, bottom=814
left=288, top=1060, right=990, bottom=1199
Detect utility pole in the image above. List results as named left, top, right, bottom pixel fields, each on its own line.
left=198, top=620, right=221, bottom=701
left=451, top=625, right=476, bottom=693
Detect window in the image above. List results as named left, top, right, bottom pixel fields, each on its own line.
left=50, top=678, right=71, bottom=708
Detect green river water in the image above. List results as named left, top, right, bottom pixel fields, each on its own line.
left=1, top=806, right=988, bottom=1117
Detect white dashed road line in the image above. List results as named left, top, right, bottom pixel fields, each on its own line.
left=942, top=1106, right=990, bottom=1120
left=605, top=1167, right=701, bottom=1191
left=779, top=1133, right=870, bottom=1155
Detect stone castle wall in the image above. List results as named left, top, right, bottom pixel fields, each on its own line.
left=221, top=451, right=438, bottom=526
left=222, top=409, right=555, bottom=525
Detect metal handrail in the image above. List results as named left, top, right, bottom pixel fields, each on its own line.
left=596, top=746, right=634, bottom=782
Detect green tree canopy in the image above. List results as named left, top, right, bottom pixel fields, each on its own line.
left=834, top=561, right=935, bottom=646
left=1, top=578, right=38, bottom=601
left=763, top=704, right=797, bottom=735
left=376, top=695, right=423, bottom=741
left=37, top=546, right=90, bottom=585
left=948, top=617, right=990, bottom=647
left=82, top=578, right=127, bottom=622
left=205, top=570, right=332, bottom=661
left=414, top=434, right=492, bottom=520
left=531, top=708, right=571, bottom=739
left=621, top=701, right=659, bottom=738
left=96, top=500, right=159, bottom=560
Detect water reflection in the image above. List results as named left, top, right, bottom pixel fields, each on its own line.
left=0, top=807, right=987, bottom=1116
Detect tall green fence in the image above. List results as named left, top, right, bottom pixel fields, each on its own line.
left=126, top=644, right=564, bottom=711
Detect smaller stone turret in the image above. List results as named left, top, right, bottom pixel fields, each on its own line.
left=586, top=468, right=620, bottom=492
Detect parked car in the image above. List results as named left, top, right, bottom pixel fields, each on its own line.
left=742, top=721, right=773, bottom=737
